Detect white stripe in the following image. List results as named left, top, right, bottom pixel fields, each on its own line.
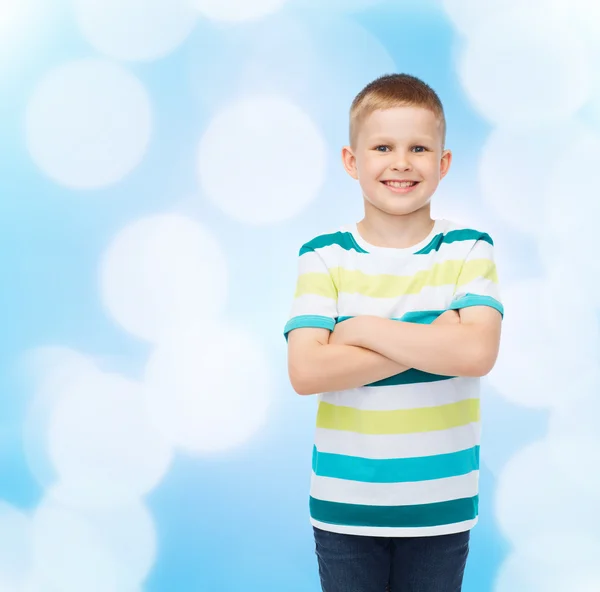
left=289, top=294, right=337, bottom=319
left=310, top=517, right=478, bottom=538
left=297, top=249, right=332, bottom=274
left=454, top=279, right=501, bottom=302
left=321, top=377, right=480, bottom=411
left=314, top=423, right=480, bottom=460
left=315, top=239, right=479, bottom=278
left=311, top=471, right=479, bottom=507
left=466, top=238, right=495, bottom=258
left=337, top=284, right=456, bottom=318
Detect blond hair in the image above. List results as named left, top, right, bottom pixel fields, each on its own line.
left=349, top=74, right=446, bottom=147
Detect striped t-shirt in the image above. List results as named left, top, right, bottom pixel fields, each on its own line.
left=284, top=219, right=503, bottom=537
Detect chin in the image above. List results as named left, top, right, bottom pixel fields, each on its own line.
left=369, top=199, right=431, bottom=217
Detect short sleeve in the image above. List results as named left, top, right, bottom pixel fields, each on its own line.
left=283, top=247, right=338, bottom=341
left=449, top=237, right=504, bottom=317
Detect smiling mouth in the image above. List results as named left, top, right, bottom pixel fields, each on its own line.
left=382, top=180, right=419, bottom=188
left=381, top=180, right=420, bottom=193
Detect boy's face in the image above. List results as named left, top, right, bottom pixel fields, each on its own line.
left=342, top=106, right=451, bottom=218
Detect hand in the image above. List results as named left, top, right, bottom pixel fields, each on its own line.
left=433, top=309, right=461, bottom=325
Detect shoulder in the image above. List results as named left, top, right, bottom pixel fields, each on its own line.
left=416, top=219, right=494, bottom=256
left=297, top=225, right=366, bottom=257
left=438, top=219, right=494, bottom=244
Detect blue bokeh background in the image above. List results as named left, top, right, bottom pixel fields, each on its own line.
left=1, top=1, right=599, bottom=590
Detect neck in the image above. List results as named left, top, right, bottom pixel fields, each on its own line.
left=358, top=204, right=434, bottom=249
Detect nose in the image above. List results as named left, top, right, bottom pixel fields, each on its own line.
left=391, top=150, right=412, bottom=171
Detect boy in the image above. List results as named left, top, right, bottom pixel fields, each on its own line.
left=284, top=74, right=503, bottom=592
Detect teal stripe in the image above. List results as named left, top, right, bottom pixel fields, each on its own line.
left=284, top=315, right=336, bottom=340
left=313, top=446, right=480, bottom=483
left=399, top=310, right=444, bottom=324
left=336, top=316, right=353, bottom=323
left=367, top=369, right=454, bottom=387
left=338, top=309, right=443, bottom=326
left=450, top=294, right=504, bottom=317
left=300, top=232, right=368, bottom=256
left=337, top=311, right=454, bottom=385
left=310, top=496, right=478, bottom=528
left=415, top=230, right=493, bottom=255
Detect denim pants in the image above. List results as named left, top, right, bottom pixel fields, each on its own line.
left=313, top=527, right=470, bottom=592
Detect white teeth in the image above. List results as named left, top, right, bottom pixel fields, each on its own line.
left=385, top=181, right=416, bottom=188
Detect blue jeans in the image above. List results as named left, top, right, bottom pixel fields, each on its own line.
left=313, top=527, right=470, bottom=592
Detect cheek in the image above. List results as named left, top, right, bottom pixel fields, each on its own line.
left=422, top=160, right=442, bottom=180
left=359, top=157, right=386, bottom=180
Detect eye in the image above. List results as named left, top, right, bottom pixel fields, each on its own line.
left=374, top=145, right=391, bottom=152
left=411, top=145, right=428, bottom=153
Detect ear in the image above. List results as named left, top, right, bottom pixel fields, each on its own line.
left=341, top=146, right=359, bottom=180
left=439, top=149, right=452, bottom=180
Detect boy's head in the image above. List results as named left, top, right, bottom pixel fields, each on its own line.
left=343, top=73, right=451, bottom=219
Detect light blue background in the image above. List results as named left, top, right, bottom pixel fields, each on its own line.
left=1, top=1, right=599, bottom=590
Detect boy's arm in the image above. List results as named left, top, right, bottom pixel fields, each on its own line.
left=329, top=307, right=501, bottom=378
left=287, top=310, right=460, bottom=395
left=287, top=328, right=408, bottom=395
left=330, top=235, right=504, bottom=377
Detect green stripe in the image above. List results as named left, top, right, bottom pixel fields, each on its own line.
left=310, top=496, right=478, bottom=528
left=450, top=294, right=504, bottom=317
left=415, top=230, right=493, bottom=255
left=330, top=259, right=464, bottom=298
left=300, top=232, right=368, bottom=256
left=295, top=272, right=337, bottom=299
left=284, top=315, right=336, bottom=340
left=316, top=399, right=479, bottom=435
left=313, top=445, right=480, bottom=483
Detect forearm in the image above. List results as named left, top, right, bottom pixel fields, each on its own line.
left=289, top=343, right=409, bottom=395
left=353, top=318, right=490, bottom=377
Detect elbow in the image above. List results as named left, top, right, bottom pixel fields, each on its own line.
left=461, top=347, right=498, bottom=377
left=290, top=377, right=312, bottom=396
left=291, top=380, right=319, bottom=396
left=289, top=366, right=318, bottom=396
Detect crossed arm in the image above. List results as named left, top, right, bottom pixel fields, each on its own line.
left=287, top=307, right=502, bottom=396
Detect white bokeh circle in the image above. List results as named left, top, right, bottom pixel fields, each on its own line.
left=187, top=14, right=317, bottom=113
left=486, top=278, right=600, bottom=409
left=442, top=0, right=561, bottom=36
left=20, top=571, right=59, bottom=592
left=198, top=96, right=327, bottom=225
left=32, top=497, right=155, bottom=592
left=546, top=398, right=600, bottom=497
left=0, top=502, right=32, bottom=590
left=145, top=323, right=272, bottom=453
left=458, top=14, right=590, bottom=127
left=0, top=0, right=26, bottom=37
left=26, top=59, right=151, bottom=189
left=536, top=232, right=600, bottom=310
left=74, top=0, right=198, bottom=61
left=543, top=129, right=600, bottom=236
left=100, top=214, right=228, bottom=342
left=22, top=347, right=100, bottom=490
left=495, top=533, right=600, bottom=592
left=189, top=0, right=289, bottom=22
left=47, top=372, right=173, bottom=508
left=478, top=121, right=585, bottom=235
left=562, top=0, right=600, bottom=44
left=295, top=0, right=388, bottom=13
left=303, top=17, right=397, bottom=139
left=495, top=440, right=600, bottom=545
